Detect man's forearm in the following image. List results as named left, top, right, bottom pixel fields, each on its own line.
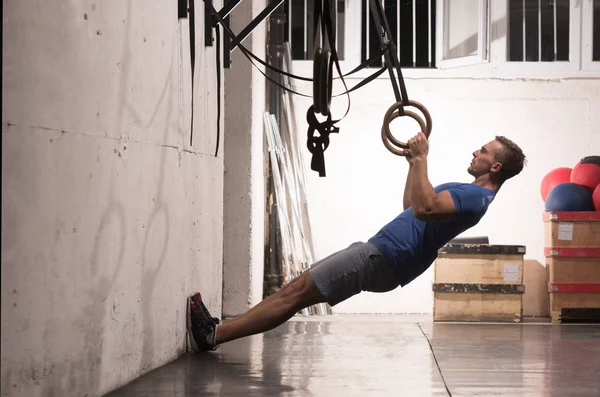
left=403, top=166, right=413, bottom=210
left=409, top=157, right=437, bottom=215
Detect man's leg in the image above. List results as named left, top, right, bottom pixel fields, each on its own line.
left=216, top=270, right=324, bottom=344
left=187, top=241, right=402, bottom=353
left=188, top=270, right=325, bottom=352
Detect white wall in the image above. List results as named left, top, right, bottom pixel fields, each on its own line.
left=1, top=0, right=223, bottom=395
left=222, top=0, right=266, bottom=317
left=293, top=77, right=600, bottom=314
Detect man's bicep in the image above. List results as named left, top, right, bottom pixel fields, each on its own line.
left=432, top=190, right=459, bottom=216
left=414, top=190, right=458, bottom=221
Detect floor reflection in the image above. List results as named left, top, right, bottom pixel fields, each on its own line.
left=106, top=317, right=600, bottom=397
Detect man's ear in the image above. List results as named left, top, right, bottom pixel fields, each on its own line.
left=491, top=162, right=503, bottom=173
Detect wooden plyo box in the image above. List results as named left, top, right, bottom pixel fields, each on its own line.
left=544, top=211, right=600, bottom=323
left=544, top=211, right=600, bottom=247
left=433, top=244, right=526, bottom=323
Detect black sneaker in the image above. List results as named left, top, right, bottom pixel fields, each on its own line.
left=187, top=292, right=220, bottom=353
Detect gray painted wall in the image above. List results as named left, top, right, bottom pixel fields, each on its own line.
left=2, top=0, right=224, bottom=395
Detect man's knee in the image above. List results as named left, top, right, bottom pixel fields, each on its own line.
left=279, top=271, right=324, bottom=307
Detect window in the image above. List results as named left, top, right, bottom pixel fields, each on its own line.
left=507, top=0, right=570, bottom=62
left=491, top=0, right=599, bottom=75
left=283, top=0, right=437, bottom=71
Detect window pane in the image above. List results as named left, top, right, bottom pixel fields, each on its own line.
left=285, top=0, right=346, bottom=61
left=337, top=0, right=345, bottom=60
left=360, top=0, right=435, bottom=69
left=594, top=0, right=600, bottom=61
left=362, top=0, right=384, bottom=67
left=540, top=0, right=554, bottom=61
left=442, top=0, right=479, bottom=60
left=524, top=0, right=539, bottom=61
left=508, top=0, right=569, bottom=62
left=415, top=0, right=434, bottom=67
left=398, top=0, right=414, bottom=67
left=508, top=0, right=523, bottom=61
left=290, top=0, right=306, bottom=59
left=555, top=0, right=569, bottom=60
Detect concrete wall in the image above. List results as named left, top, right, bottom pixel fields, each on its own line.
left=1, top=0, right=224, bottom=395
left=222, top=0, right=266, bottom=317
left=293, top=77, right=600, bottom=314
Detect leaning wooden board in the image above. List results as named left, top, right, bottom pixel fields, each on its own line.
left=433, top=244, right=526, bottom=323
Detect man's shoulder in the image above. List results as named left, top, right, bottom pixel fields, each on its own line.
left=434, top=182, right=464, bottom=191
left=436, top=182, right=494, bottom=195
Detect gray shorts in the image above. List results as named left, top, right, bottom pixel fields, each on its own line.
left=308, top=241, right=403, bottom=306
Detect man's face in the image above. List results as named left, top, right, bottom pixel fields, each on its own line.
left=468, top=140, right=504, bottom=177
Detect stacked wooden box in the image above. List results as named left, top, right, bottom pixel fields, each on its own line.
left=544, top=211, right=600, bottom=323
left=433, top=244, right=526, bottom=322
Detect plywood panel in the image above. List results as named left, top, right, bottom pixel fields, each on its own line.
left=435, top=255, right=524, bottom=284
left=523, top=260, right=550, bottom=317
left=547, top=258, right=600, bottom=282
left=433, top=292, right=522, bottom=322
left=545, top=221, right=600, bottom=247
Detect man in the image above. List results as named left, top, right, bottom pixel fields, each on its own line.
left=187, top=133, right=527, bottom=353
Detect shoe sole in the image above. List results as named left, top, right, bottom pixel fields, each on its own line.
left=186, top=295, right=200, bottom=353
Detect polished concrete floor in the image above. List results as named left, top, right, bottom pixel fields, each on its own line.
left=106, top=315, right=600, bottom=397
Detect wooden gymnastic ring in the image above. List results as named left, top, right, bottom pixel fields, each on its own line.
left=381, top=109, right=427, bottom=156
left=382, top=100, right=433, bottom=140
left=406, top=100, right=432, bottom=136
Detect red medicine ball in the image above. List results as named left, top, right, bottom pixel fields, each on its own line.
left=571, top=156, right=600, bottom=191
left=541, top=167, right=572, bottom=201
left=593, top=184, right=600, bottom=211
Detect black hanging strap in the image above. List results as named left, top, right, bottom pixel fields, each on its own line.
left=209, top=3, right=384, bottom=86
left=305, top=0, right=351, bottom=177
left=215, top=24, right=221, bottom=157
left=333, top=66, right=387, bottom=97
left=367, top=0, right=409, bottom=108
left=210, top=4, right=382, bottom=102
left=189, top=0, right=196, bottom=146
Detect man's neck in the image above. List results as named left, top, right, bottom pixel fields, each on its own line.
left=472, top=175, right=502, bottom=194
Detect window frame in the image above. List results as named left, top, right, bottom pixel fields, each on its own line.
left=581, top=0, right=600, bottom=71
left=435, top=0, right=489, bottom=69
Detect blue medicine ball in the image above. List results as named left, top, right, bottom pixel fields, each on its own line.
left=545, top=182, right=594, bottom=211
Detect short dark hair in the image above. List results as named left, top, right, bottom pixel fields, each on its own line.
left=494, top=136, right=526, bottom=181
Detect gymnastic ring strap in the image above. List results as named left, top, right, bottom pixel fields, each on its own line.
left=313, top=48, right=324, bottom=114
left=312, top=0, right=335, bottom=117
left=319, top=50, right=332, bottom=115
left=312, top=48, right=332, bottom=116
